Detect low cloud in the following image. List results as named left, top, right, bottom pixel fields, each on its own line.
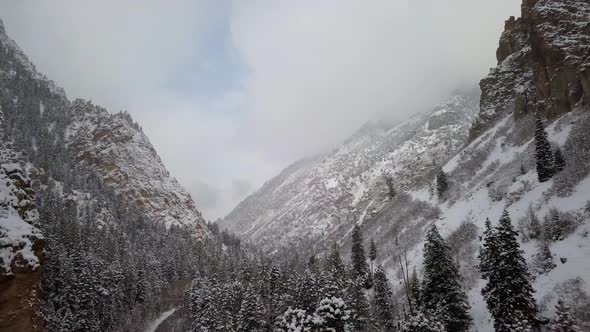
left=0, top=0, right=521, bottom=219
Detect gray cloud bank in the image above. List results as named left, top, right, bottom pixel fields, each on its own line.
left=0, top=0, right=520, bottom=219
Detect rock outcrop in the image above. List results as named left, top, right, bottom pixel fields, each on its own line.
left=472, top=0, right=590, bottom=139
left=0, top=163, right=44, bottom=332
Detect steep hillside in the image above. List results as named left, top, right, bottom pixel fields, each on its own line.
left=0, top=19, right=207, bottom=233
left=0, top=18, right=209, bottom=330
left=224, top=0, right=590, bottom=329
left=222, top=94, right=479, bottom=252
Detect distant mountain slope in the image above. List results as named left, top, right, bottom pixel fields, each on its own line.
left=221, top=94, right=479, bottom=251
left=223, top=0, right=590, bottom=329
left=0, top=19, right=207, bottom=233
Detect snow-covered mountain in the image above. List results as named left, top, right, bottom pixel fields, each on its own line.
left=223, top=0, right=590, bottom=329
left=0, top=17, right=209, bottom=330
left=221, top=93, right=479, bottom=252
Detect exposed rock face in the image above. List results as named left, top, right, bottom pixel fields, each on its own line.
left=0, top=163, right=44, bottom=332
left=65, top=100, right=208, bottom=232
left=222, top=94, right=478, bottom=251
left=472, top=0, right=590, bottom=139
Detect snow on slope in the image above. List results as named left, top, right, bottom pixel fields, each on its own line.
left=221, top=93, right=478, bottom=252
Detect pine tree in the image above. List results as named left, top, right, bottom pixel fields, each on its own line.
left=554, top=147, right=566, bottom=173
left=297, top=268, right=319, bottom=315
left=479, top=218, right=497, bottom=279
left=436, top=170, right=448, bottom=198
left=481, top=210, right=539, bottom=332
left=313, top=297, right=351, bottom=332
left=401, top=310, right=446, bottom=332
left=409, top=268, right=421, bottom=309
left=421, top=224, right=472, bottom=331
left=346, top=277, right=371, bottom=331
left=237, top=282, right=265, bottom=332
left=548, top=300, right=582, bottom=332
left=373, top=265, right=394, bottom=331
left=535, top=112, right=555, bottom=182
left=351, top=224, right=369, bottom=284
left=276, top=307, right=313, bottom=332
left=320, top=243, right=347, bottom=299
left=531, top=240, right=556, bottom=275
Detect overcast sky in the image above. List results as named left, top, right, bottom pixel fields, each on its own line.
left=0, top=0, right=520, bottom=220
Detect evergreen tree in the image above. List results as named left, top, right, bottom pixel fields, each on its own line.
left=297, top=268, right=319, bottom=315
left=320, top=243, right=347, bottom=299
left=548, top=300, right=582, bottom=332
left=346, top=277, right=371, bottom=331
left=436, top=170, right=448, bottom=199
left=481, top=210, right=539, bottom=332
left=534, top=112, right=555, bottom=182
left=373, top=265, right=394, bottom=331
left=554, top=147, right=566, bottom=173
left=237, top=282, right=265, bottom=332
left=401, top=310, right=446, bottom=332
left=313, top=297, right=351, bottom=332
left=276, top=307, right=313, bottom=332
left=421, top=224, right=472, bottom=331
left=351, top=224, right=369, bottom=283
left=531, top=240, right=556, bottom=275
left=479, top=218, right=497, bottom=279
left=409, top=268, right=421, bottom=309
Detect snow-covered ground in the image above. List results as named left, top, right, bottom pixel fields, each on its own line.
left=144, top=308, right=177, bottom=332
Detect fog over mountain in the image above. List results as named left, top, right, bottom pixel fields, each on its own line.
left=0, top=0, right=520, bottom=219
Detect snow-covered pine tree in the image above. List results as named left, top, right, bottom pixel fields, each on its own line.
left=373, top=265, right=395, bottom=331
left=276, top=307, right=313, bottom=332
left=297, top=268, right=319, bottom=315
left=320, top=243, right=348, bottom=299
left=479, top=218, right=497, bottom=279
left=421, top=224, right=472, bottom=331
left=548, top=300, right=582, bottom=332
left=313, top=297, right=351, bottom=332
left=554, top=147, right=566, bottom=173
left=409, top=268, right=421, bottom=309
left=401, top=310, right=446, bottom=332
left=346, top=276, right=371, bottom=331
left=436, top=170, right=448, bottom=198
left=237, top=282, right=265, bottom=332
left=534, top=112, right=555, bottom=182
left=481, top=210, right=539, bottom=332
left=531, top=240, right=556, bottom=275
left=351, top=224, right=369, bottom=284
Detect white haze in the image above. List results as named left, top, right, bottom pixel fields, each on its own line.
left=0, top=0, right=520, bottom=219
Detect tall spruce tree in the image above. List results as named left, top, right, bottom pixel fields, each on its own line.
left=320, top=243, right=347, bottom=299
left=421, top=224, right=472, bottom=331
left=346, top=277, right=371, bottom=331
left=479, top=218, right=497, bottom=279
left=534, top=112, right=555, bottom=182
left=548, top=300, right=582, bottom=332
left=554, top=147, right=566, bottom=173
left=373, top=265, right=394, bottom=331
left=297, top=268, right=318, bottom=315
left=409, top=268, right=421, bottom=309
left=351, top=224, right=369, bottom=281
left=436, top=170, right=449, bottom=198
left=481, top=210, right=538, bottom=332
left=237, top=282, right=265, bottom=332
